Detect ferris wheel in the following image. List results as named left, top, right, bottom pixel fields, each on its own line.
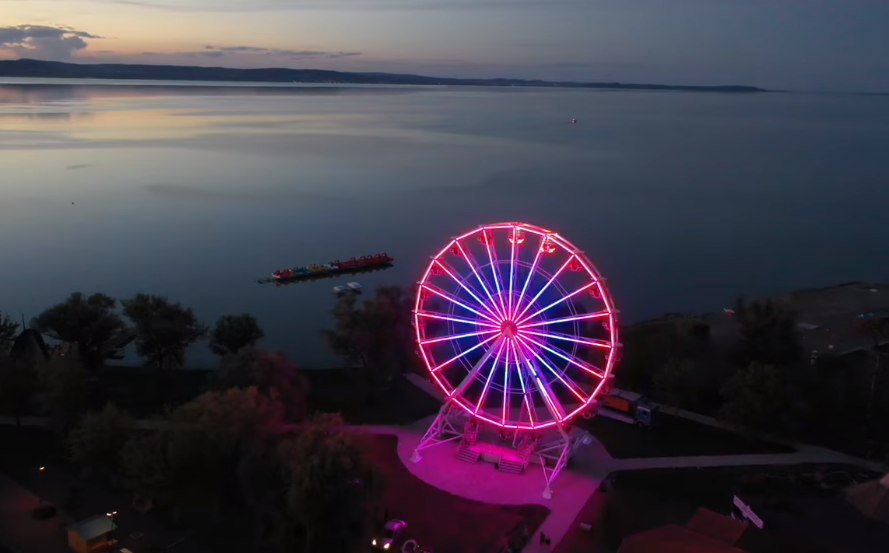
left=413, top=222, right=620, bottom=431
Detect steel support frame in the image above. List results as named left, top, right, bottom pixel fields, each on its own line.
left=536, top=425, right=590, bottom=499
left=410, top=402, right=467, bottom=463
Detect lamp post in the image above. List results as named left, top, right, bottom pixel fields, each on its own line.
left=106, top=511, right=118, bottom=547
left=35, top=466, right=45, bottom=505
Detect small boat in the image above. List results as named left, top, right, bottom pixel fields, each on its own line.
left=266, top=253, right=393, bottom=282
left=571, top=118, right=577, bottom=124
left=333, top=282, right=363, bottom=295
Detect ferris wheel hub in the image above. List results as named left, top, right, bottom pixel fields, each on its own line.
left=500, top=320, right=518, bottom=338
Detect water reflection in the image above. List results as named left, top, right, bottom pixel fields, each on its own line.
left=0, top=82, right=426, bottom=105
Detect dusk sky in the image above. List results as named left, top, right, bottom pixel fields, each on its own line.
left=2, top=0, right=888, bottom=91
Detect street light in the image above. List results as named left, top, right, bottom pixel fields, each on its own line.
left=35, top=466, right=46, bottom=505
left=106, top=511, right=118, bottom=547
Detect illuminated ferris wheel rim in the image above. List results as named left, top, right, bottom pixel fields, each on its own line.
left=413, top=222, right=621, bottom=431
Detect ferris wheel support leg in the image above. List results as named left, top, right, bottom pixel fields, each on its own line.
left=538, top=426, right=572, bottom=499
left=410, top=402, right=464, bottom=463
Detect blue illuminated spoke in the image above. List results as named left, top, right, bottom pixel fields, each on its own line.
left=475, top=340, right=507, bottom=413
left=416, top=312, right=500, bottom=328
left=455, top=240, right=507, bottom=321
left=515, top=332, right=605, bottom=379
left=513, top=236, right=546, bottom=323
left=515, top=335, right=589, bottom=402
left=432, top=333, right=500, bottom=373
left=434, top=259, right=503, bottom=322
left=518, top=329, right=612, bottom=349
left=421, top=285, right=500, bottom=325
left=420, top=329, right=499, bottom=345
left=481, top=231, right=508, bottom=319
left=518, top=311, right=609, bottom=329
left=513, top=255, right=574, bottom=323
left=516, top=282, right=595, bottom=327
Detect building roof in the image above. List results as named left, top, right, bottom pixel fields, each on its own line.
left=618, top=524, right=749, bottom=553
left=686, top=508, right=749, bottom=544
left=846, top=473, right=889, bottom=523
left=66, top=515, right=116, bottom=541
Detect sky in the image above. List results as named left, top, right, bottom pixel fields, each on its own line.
left=1, top=0, right=888, bottom=91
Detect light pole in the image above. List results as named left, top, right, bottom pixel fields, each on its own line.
left=106, top=511, right=118, bottom=547
left=35, top=466, right=45, bottom=505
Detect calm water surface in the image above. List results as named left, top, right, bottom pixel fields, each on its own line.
left=2, top=80, right=888, bottom=367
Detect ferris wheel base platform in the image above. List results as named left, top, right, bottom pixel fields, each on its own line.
left=410, top=403, right=593, bottom=499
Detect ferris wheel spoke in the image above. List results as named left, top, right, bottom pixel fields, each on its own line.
left=513, top=254, right=575, bottom=323
left=516, top=335, right=589, bottom=403
left=433, top=259, right=503, bottom=322
left=447, top=336, right=504, bottom=401
left=420, top=328, right=499, bottom=345
left=519, top=354, right=566, bottom=421
left=431, top=333, right=500, bottom=373
left=416, top=312, right=500, bottom=329
left=515, top=333, right=606, bottom=379
left=519, top=329, right=612, bottom=349
left=421, top=285, right=500, bottom=325
left=501, top=342, right=512, bottom=425
left=480, top=230, right=509, bottom=319
left=518, top=311, right=610, bottom=329
left=509, top=340, right=537, bottom=426
left=516, top=282, right=597, bottom=326
left=455, top=241, right=506, bottom=321
left=507, top=226, right=518, bottom=318
left=474, top=340, right=506, bottom=414
left=514, top=235, right=547, bottom=323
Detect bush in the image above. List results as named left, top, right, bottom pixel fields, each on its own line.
left=32, top=502, right=57, bottom=519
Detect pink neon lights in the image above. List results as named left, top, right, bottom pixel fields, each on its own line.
left=414, top=222, right=620, bottom=430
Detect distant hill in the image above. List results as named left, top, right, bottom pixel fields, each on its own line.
left=0, top=58, right=768, bottom=93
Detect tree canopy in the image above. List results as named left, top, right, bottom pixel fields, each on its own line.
left=279, top=413, right=382, bottom=552
left=31, top=292, right=124, bottom=368
left=68, top=402, right=133, bottom=478
left=121, top=294, right=207, bottom=369
left=209, top=313, right=264, bottom=357
left=0, top=311, right=19, bottom=355
left=732, top=296, right=802, bottom=366
left=213, top=348, right=308, bottom=422
left=322, top=284, right=416, bottom=387
left=0, top=356, right=39, bottom=425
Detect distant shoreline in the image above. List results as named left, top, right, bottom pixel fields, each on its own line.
left=0, top=58, right=770, bottom=93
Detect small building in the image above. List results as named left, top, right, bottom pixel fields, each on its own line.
left=65, top=515, right=117, bottom=553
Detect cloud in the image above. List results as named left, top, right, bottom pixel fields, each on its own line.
left=0, top=25, right=101, bottom=60
left=112, top=0, right=576, bottom=12
left=141, top=45, right=360, bottom=61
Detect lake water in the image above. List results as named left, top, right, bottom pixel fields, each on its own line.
left=2, top=79, right=888, bottom=368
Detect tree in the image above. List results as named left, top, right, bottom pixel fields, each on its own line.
left=164, top=387, right=284, bottom=518
left=31, top=293, right=124, bottom=368
left=209, top=314, right=264, bottom=357
left=0, top=356, right=40, bottom=425
left=0, top=311, right=19, bottom=355
left=39, top=352, right=91, bottom=433
left=718, top=362, right=799, bottom=435
left=122, top=294, right=207, bottom=369
left=321, top=285, right=416, bottom=388
left=278, top=413, right=382, bottom=553
left=68, top=403, right=133, bottom=479
left=213, top=348, right=308, bottom=422
left=121, top=430, right=170, bottom=502
left=732, top=296, right=802, bottom=366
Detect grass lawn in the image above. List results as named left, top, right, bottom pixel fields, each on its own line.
left=366, top=434, right=549, bottom=553
left=555, top=463, right=884, bottom=553
left=579, top=413, right=794, bottom=459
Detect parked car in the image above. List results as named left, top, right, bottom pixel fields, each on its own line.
left=372, top=519, right=406, bottom=550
